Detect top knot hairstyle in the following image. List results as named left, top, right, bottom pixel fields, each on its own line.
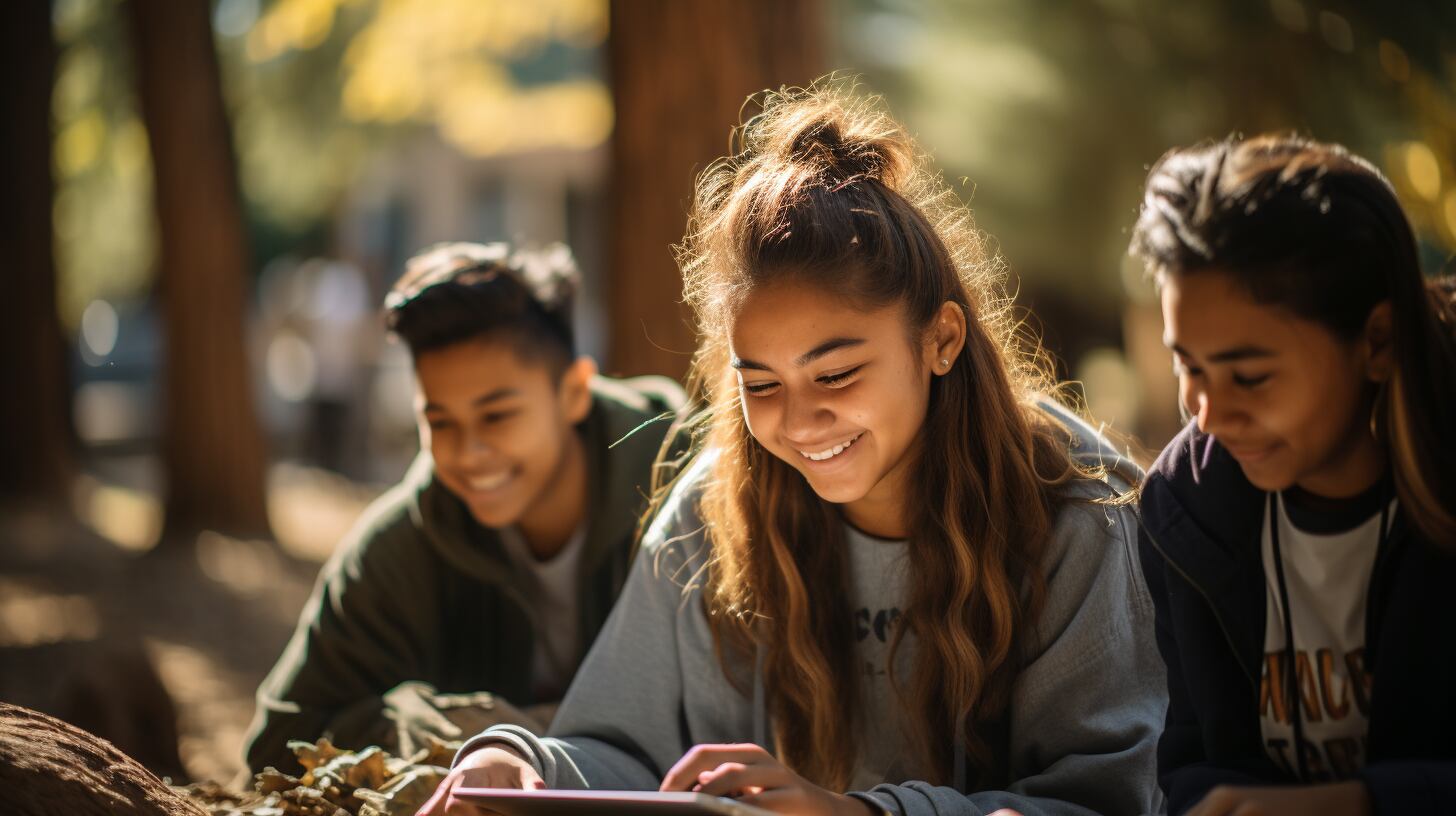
left=1130, top=134, right=1456, bottom=543
left=673, top=81, right=1092, bottom=791
left=385, top=241, right=579, bottom=371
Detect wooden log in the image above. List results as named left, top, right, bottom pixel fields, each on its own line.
left=0, top=703, right=206, bottom=816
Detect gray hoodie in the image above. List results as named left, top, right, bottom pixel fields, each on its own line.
left=457, top=405, right=1167, bottom=815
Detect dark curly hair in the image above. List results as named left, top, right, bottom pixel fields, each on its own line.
left=385, top=242, right=579, bottom=373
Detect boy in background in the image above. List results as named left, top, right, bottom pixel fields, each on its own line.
left=244, top=243, right=684, bottom=775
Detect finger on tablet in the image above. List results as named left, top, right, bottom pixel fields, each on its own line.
left=660, top=743, right=770, bottom=791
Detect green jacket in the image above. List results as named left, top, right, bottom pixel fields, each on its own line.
left=244, top=376, right=685, bottom=775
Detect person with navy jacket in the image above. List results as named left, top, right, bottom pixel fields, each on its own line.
left=1131, top=135, right=1456, bottom=816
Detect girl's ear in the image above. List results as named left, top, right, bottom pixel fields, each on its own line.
left=926, top=300, right=968, bottom=375
left=559, top=356, right=598, bottom=423
left=1362, top=301, right=1395, bottom=383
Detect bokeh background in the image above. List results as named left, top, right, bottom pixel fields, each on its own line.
left=3, top=0, right=1454, bottom=787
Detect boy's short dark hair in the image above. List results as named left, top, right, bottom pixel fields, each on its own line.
left=385, top=242, right=579, bottom=371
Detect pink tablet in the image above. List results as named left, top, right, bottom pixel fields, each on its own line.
left=452, top=788, right=777, bottom=816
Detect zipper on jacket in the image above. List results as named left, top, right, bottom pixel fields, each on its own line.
left=1137, top=514, right=1258, bottom=691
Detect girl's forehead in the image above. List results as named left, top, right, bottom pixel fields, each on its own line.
left=733, top=288, right=914, bottom=364
left=1160, top=272, right=1344, bottom=360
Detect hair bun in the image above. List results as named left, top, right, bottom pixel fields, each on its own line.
left=745, top=85, right=913, bottom=190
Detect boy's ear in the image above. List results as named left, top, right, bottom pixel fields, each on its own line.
left=1362, top=300, right=1395, bottom=382
left=559, top=356, right=597, bottom=423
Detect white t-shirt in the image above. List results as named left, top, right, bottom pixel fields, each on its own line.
left=1259, top=490, right=1393, bottom=781
left=843, top=523, right=915, bottom=791
left=500, top=524, right=588, bottom=701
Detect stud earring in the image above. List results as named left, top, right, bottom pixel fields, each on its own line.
left=940, top=358, right=950, bottom=369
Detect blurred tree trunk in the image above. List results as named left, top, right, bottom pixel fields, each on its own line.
left=0, top=1, right=72, bottom=508
left=128, top=0, right=271, bottom=542
left=606, top=0, right=824, bottom=379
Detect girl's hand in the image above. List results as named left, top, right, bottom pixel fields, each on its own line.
left=1187, top=781, right=1372, bottom=816
left=659, top=743, right=874, bottom=816
left=415, top=745, right=544, bottom=816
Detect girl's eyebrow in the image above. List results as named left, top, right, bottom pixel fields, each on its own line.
left=795, top=337, right=864, bottom=366
left=731, top=337, right=866, bottom=371
left=1166, top=340, right=1276, bottom=363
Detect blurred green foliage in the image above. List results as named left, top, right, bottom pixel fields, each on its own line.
left=836, top=0, right=1456, bottom=313
left=50, top=0, right=609, bottom=328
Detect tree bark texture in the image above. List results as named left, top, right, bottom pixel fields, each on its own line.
left=127, top=0, right=271, bottom=541
left=607, top=0, right=824, bottom=379
left=0, top=702, right=205, bottom=816
left=0, top=0, right=73, bottom=506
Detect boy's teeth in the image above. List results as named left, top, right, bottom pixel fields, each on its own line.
left=470, top=472, right=512, bottom=490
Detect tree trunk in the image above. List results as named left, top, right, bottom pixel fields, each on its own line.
left=0, top=703, right=205, bottom=816
left=0, top=0, right=72, bottom=507
left=606, top=0, right=824, bottom=379
left=127, top=0, right=271, bottom=542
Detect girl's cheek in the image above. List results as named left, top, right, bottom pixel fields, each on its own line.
left=740, top=403, right=771, bottom=444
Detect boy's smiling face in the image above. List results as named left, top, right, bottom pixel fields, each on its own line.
left=413, top=336, right=592, bottom=531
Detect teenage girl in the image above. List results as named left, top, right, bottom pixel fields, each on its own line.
left=1133, top=135, right=1456, bottom=816
left=421, top=84, right=1167, bottom=816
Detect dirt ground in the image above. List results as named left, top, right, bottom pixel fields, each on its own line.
left=0, top=463, right=380, bottom=787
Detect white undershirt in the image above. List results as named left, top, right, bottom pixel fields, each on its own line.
left=500, top=523, right=588, bottom=700
left=1258, top=493, right=1392, bottom=781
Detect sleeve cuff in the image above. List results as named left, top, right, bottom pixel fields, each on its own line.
left=847, top=790, right=898, bottom=816
left=451, top=724, right=547, bottom=782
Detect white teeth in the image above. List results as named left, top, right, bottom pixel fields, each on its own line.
left=469, top=471, right=513, bottom=491
left=799, top=433, right=861, bottom=462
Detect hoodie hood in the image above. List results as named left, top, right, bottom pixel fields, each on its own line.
left=1039, top=396, right=1145, bottom=492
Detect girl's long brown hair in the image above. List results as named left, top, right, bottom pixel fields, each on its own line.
left=670, top=82, right=1090, bottom=791
left=1130, top=135, right=1456, bottom=543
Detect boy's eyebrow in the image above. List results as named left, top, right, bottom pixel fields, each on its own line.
left=1166, top=340, right=1276, bottom=363
left=423, top=387, right=520, bottom=412
left=731, top=337, right=866, bottom=371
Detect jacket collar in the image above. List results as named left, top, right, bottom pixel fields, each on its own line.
left=1142, top=423, right=1268, bottom=686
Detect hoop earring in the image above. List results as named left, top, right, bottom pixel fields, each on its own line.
left=1370, top=378, right=1390, bottom=440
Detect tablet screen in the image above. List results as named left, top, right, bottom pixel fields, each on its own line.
left=452, top=788, right=777, bottom=816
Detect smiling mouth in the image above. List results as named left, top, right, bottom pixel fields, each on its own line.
left=796, top=433, right=863, bottom=462
left=466, top=470, right=515, bottom=492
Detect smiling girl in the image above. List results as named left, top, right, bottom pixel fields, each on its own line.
left=419, top=85, right=1165, bottom=816
left=1132, top=135, right=1456, bottom=816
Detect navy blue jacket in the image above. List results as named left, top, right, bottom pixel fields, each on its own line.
left=1138, top=422, right=1456, bottom=815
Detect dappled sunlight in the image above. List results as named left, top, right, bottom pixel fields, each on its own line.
left=74, top=473, right=162, bottom=554
left=268, top=462, right=382, bottom=563
left=195, top=532, right=280, bottom=600
left=0, top=580, right=102, bottom=648
left=146, top=637, right=258, bottom=785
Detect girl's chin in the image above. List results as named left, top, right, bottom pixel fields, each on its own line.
left=798, top=469, right=873, bottom=505
left=1238, top=464, right=1294, bottom=493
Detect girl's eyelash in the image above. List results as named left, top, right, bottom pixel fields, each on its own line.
left=741, top=365, right=862, bottom=394
left=1233, top=373, right=1270, bottom=387
left=819, top=365, right=863, bottom=386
